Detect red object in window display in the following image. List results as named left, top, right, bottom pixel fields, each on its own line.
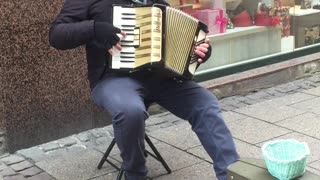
left=254, top=12, right=274, bottom=26
left=271, top=16, right=281, bottom=27
left=231, top=11, right=253, bottom=27
left=255, top=6, right=291, bottom=37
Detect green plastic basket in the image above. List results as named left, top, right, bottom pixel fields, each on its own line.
left=262, top=139, right=310, bottom=180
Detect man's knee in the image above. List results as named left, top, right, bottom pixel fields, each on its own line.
left=111, top=103, right=149, bottom=127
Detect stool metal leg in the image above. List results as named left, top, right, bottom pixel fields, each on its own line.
left=145, top=135, right=172, bottom=174
left=97, top=134, right=171, bottom=177
left=97, top=138, right=116, bottom=169
left=116, top=168, right=124, bottom=180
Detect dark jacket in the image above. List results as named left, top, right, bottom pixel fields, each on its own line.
left=49, top=0, right=169, bottom=89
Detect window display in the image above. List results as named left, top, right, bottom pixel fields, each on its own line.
left=166, top=0, right=320, bottom=73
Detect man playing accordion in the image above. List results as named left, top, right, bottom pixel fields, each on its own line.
left=49, top=0, right=239, bottom=179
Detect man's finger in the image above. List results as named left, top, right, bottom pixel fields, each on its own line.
left=114, top=27, right=121, bottom=33
left=115, top=43, right=122, bottom=51
left=196, top=46, right=208, bottom=53
left=108, top=49, right=114, bottom=56
left=197, top=58, right=203, bottom=64
left=205, top=38, right=210, bottom=44
left=194, top=49, right=205, bottom=58
left=120, top=31, right=126, bottom=39
left=199, top=43, right=209, bottom=48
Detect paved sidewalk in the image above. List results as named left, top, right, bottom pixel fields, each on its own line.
left=1, top=73, right=320, bottom=180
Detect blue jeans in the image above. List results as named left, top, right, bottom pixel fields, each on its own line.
left=91, top=72, right=239, bottom=180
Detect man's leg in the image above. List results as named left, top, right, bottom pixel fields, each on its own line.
left=91, top=76, right=149, bottom=179
left=154, top=79, right=239, bottom=180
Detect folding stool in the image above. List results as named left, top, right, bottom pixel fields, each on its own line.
left=97, top=134, right=172, bottom=180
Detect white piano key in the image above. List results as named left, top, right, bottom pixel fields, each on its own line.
left=119, top=54, right=135, bottom=58
left=120, top=58, right=135, bottom=62
left=112, top=61, right=135, bottom=69
left=113, top=52, right=135, bottom=60
left=120, top=20, right=135, bottom=26
left=120, top=47, right=135, bottom=53
left=113, top=6, right=122, bottom=24
left=120, top=7, right=136, bottom=14
left=122, top=35, right=135, bottom=41
left=121, top=41, right=135, bottom=46
left=121, top=15, right=136, bottom=19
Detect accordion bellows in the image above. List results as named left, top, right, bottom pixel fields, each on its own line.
left=112, top=5, right=208, bottom=80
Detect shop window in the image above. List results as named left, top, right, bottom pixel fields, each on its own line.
left=166, top=0, right=320, bottom=72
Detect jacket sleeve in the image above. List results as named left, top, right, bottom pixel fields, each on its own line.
left=49, top=0, right=94, bottom=50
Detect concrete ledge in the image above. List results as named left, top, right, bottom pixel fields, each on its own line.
left=149, top=52, right=320, bottom=114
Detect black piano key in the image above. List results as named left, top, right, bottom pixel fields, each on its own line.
left=120, top=56, right=135, bottom=59
left=120, top=60, right=135, bottom=63
left=120, top=52, right=135, bottom=54
left=122, top=17, right=135, bottom=20
left=121, top=40, right=134, bottom=43
left=121, top=45, right=135, bottom=47
left=121, top=29, right=134, bottom=31
left=121, top=25, right=135, bottom=28
left=122, top=13, right=135, bottom=16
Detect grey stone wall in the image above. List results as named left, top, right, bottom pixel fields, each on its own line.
left=0, top=0, right=110, bottom=153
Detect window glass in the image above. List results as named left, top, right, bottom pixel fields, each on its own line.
left=166, top=0, right=320, bottom=73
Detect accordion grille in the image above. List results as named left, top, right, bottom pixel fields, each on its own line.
left=165, top=7, right=199, bottom=75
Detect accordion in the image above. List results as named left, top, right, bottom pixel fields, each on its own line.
left=111, top=4, right=208, bottom=80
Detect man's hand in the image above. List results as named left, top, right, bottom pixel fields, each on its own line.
left=94, top=21, right=126, bottom=55
left=107, top=31, right=126, bottom=56
left=194, top=38, right=211, bottom=64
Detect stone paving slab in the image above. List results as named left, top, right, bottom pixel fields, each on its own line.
left=276, top=113, right=320, bottom=139
left=10, top=161, right=34, bottom=172
left=19, top=167, right=42, bottom=177
left=0, top=155, right=25, bottom=166
left=187, top=146, right=212, bottom=163
left=257, top=132, right=320, bottom=163
left=234, top=103, right=306, bottom=123
left=221, top=111, right=248, bottom=124
left=90, top=172, right=118, bottom=180
left=309, top=160, right=320, bottom=170
left=302, top=86, right=320, bottom=96
left=16, top=147, right=56, bottom=163
left=233, top=140, right=263, bottom=160
left=149, top=122, right=201, bottom=151
left=0, top=164, right=7, bottom=172
left=36, top=149, right=118, bottom=180
left=227, top=117, right=291, bottom=144
left=155, top=162, right=216, bottom=180
left=289, top=97, right=320, bottom=115
left=309, top=161, right=320, bottom=171
left=25, top=172, right=56, bottom=180
left=306, top=166, right=320, bottom=176
left=187, top=139, right=263, bottom=164
left=3, top=174, right=25, bottom=180
left=257, top=92, right=316, bottom=106
left=0, top=168, right=16, bottom=177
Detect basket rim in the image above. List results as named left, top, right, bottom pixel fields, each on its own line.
left=261, top=139, right=310, bottom=163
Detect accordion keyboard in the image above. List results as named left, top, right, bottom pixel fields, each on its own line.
left=112, top=6, right=162, bottom=69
